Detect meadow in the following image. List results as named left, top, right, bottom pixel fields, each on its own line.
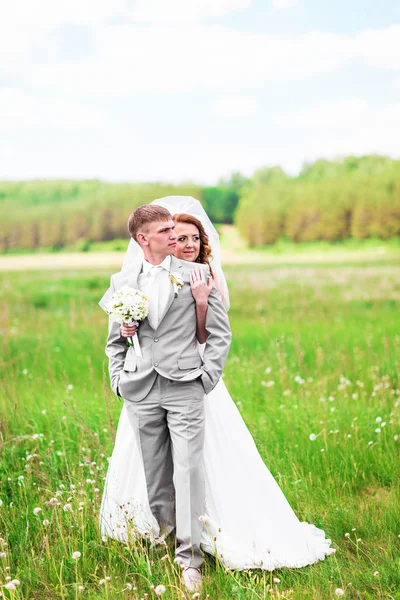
left=0, top=259, right=399, bottom=599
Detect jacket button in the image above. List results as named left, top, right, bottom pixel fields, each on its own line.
left=154, top=337, right=159, bottom=342
left=154, top=362, right=159, bottom=367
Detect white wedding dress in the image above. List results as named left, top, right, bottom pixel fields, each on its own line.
left=100, top=348, right=335, bottom=570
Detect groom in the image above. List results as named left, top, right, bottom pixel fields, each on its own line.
left=105, top=204, right=231, bottom=590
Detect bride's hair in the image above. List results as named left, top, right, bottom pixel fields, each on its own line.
left=173, top=213, right=213, bottom=270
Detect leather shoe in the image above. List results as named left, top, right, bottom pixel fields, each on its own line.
left=182, top=567, right=202, bottom=592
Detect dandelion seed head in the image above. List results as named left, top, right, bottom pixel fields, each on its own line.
left=5, top=582, right=16, bottom=590
left=154, top=585, right=166, bottom=595
left=309, top=433, right=317, bottom=441
left=335, top=589, right=344, bottom=596
left=33, top=507, right=42, bottom=515
left=72, top=551, right=81, bottom=560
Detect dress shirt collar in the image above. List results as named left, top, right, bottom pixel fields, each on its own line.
left=142, top=254, right=171, bottom=276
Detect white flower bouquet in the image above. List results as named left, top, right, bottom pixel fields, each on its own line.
left=103, top=286, right=149, bottom=357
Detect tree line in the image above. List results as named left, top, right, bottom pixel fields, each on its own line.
left=235, top=155, right=400, bottom=245
left=1, top=155, right=399, bottom=251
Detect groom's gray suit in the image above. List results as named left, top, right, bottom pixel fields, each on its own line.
left=105, top=254, right=231, bottom=567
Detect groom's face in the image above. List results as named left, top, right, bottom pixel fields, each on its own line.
left=140, top=219, right=177, bottom=256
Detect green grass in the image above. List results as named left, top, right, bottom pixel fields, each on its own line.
left=0, top=262, right=399, bottom=599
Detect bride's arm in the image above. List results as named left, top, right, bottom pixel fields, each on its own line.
left=190, top=268, right=213, bottom=344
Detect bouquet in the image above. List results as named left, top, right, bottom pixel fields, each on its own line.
left=103, top=286, right=149, bottom=357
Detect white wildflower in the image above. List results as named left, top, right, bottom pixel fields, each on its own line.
left=309, top=433, right=317, bottom=441
left=5, top=582, right=16, bottom=590
left=154, top=584, right=166, bottom=595
left=72, top=551, right=81, bottom=560
left=198, top=515, right=209, bottom=523
left=335, top=589, right=344, bottom=596
left=33, top=507, right=42, bottom=515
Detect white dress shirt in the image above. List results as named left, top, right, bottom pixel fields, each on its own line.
left=138, top=255, right=171, bottom=329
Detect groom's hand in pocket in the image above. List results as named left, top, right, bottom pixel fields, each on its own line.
left=120, top=324, right=138, bottom=338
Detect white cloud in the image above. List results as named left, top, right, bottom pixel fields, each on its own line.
left=275, top=100, right=370, bottom=127
left=273, top=100, right=400, bottom=174
left=9, top=23, right=398, bottom=96
left=128, top=0, right=252, bottom=23
left=214, top=95, right=259, bottom=117
left=0, top=89, right=104, bottom=128
left=276, top=99, right=400, bottom=129
left=272, top=0, right=298, bottom=9
left=353, top=25, right=400, bottom=70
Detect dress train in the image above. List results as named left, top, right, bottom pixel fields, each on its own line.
left=100, top=378, right=334, bottom=570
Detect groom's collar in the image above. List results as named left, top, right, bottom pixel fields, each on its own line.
left=142, top=254, right=171, bottom=276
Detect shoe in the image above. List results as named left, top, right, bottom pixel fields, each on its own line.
left=182, top=567, right=202, bottom=592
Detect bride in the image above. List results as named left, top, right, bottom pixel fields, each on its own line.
left=99, top=196, right=335, bottom=570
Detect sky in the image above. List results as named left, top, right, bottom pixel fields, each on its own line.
left=1, top=0, right=400, bottom=183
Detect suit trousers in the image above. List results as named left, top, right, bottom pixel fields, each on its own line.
left=123, top=373, right=206, bottom=568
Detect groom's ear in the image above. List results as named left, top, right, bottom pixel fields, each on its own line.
left=136, top=231, right=148, bottom=247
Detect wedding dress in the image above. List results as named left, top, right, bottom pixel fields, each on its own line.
left=100, top=347, right=334, bottom=570
left=99, top=195, right=334, bottom=569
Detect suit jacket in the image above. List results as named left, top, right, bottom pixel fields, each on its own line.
left=105, top=255, right=232, bottom=401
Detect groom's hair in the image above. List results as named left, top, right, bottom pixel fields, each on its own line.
left=128, top=204, right=172, bottom=241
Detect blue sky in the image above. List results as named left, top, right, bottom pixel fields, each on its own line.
left=0, top=0, right=399, bottom=183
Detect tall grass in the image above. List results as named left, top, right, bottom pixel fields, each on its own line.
left=0, top=263, right=399, bottom=599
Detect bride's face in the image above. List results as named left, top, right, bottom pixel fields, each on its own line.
left=173, top=222, right=201, bottom=262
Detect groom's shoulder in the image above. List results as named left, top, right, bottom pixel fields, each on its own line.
left=175, top=258, right=209, bottom=272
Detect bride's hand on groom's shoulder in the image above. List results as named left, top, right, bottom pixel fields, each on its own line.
left=190, top=268, right=212, bottom=305
left=120, top=323, right=138, bottom=338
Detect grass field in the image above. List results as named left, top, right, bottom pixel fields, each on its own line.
left=0, top=260, right=399, bottom=599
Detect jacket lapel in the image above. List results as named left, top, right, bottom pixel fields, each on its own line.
left=157, top=256, right=182, bottom=326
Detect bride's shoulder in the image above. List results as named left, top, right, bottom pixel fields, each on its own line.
left=175, top=258, right=208, bottom=272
